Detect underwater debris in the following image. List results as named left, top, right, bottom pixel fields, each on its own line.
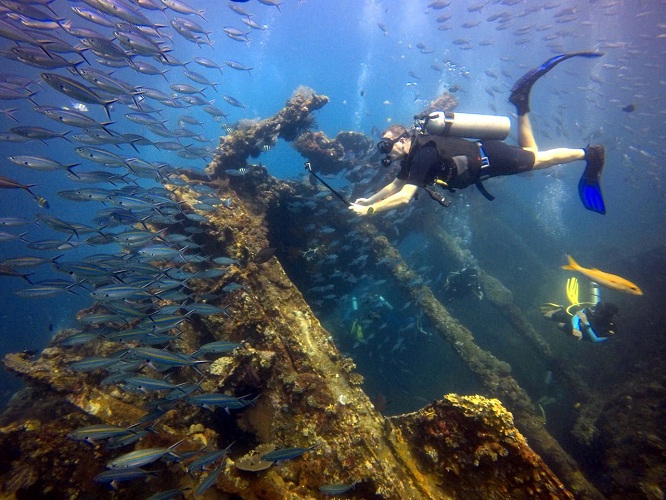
left=0, top=87, right=603, bottom=499
left=293, top=131, right=345, bottom=175
left=423, top=214, right=604, bottom=449
left=0, top=173, right=577, bottom=499
left=419, top=91, right=459, bottom=115
left=392, top=395, right=572, bottom=498
left=353, top=219, right=603, bottom=499
left=207, top=87, right=329, bottom=175
left=294, top=130, right=377, bottom=176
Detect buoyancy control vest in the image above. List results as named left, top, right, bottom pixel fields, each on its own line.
left=406, top=134, right=483, bottom=189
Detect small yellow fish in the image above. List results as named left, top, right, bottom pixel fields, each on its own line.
left=562, top=255, right=643, bottom=296
left=33, top=194, right=49, bottom=209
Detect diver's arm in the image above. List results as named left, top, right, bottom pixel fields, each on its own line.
left=586, top=328, right=609, bottom=343
left=354, top=178, right=408, bottom=205
left=349, top=183, right=418, bottom=215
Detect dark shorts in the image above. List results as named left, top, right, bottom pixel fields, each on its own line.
left=481, top=140, right=535, bottom=177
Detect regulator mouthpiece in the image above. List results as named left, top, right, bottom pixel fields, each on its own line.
left=381, top=154, right=396, bottom=167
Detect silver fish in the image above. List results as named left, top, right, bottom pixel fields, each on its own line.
left=40, top=72, right=116, bottom=118
left=225, top=60, right=253, bottom=73
left=94, top=468, right=158, bottom=483
left=160, top=0, right=205, bottom=19
left=35, top=106, right=113, bottom=130
left=193, top=56, right=223, bottom=73
left=257, top=0, right=283, bottom=11
left=9, top=155, right=79, bottom=175
left=223, top=94, right=246, bottom=109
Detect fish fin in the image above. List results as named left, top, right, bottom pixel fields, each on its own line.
left=561, top=255, right=577, bottom=271
left=102, top=99, right=118, bottom=121
left=66, top=165, right=80, bottom=179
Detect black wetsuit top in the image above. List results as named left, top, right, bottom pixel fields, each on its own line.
left=397, top=135, right=536, bottom=189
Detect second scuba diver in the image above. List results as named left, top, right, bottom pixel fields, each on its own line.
left=541, top=277, right=619, bottom=343
left=442, top=267, right=483, bottom=302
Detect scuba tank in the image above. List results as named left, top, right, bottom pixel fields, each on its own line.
left=415, top=111, right=511, bottom=140
left=590, top=281, right=601, bottom=305
left=381, top=111, right=509, bottom=166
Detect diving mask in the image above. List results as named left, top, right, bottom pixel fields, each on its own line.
left=376, top=132, right=408, bottom=154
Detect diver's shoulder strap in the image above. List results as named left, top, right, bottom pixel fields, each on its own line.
left=474, top=178, right=495, bottom=201
left=475, top=142, right=494, bottom=201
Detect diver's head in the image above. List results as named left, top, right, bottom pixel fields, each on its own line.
left=377, top=124, right=410, bottom=166
left=591, top=301, right=619, bottom=318
left=589, top=301, right=619, bottom=335
left=462, top=267, right=483, bottom=300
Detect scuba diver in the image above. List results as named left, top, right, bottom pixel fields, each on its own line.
left=541, top=277, right=619, bottom=342
left=348, top=51, right=607, bottom=217
left=442, top=267, right=483, bottom=302
left=348, top=293, right=393, bottom=347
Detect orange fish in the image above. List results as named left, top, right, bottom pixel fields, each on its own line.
left=562, top=255, right=643, bottom=296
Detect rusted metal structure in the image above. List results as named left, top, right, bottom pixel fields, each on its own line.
left=1, top=88, right=607, bottom=499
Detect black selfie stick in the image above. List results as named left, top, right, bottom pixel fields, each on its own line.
left=304, top=162, right=351, bottom=206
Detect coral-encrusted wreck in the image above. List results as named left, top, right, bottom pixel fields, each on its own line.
left=1, top=88, right=607, bottom=499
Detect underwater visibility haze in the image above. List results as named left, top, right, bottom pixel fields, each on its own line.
left=0, top=0, right=665, bottom=498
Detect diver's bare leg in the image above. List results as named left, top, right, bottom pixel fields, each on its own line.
left=517, top=114, right=538, bottom=152
left=518, top=114, right=585, bottom=170
left=533, top=148, right=585, bottom=169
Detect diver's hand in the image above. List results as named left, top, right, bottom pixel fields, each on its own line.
left=349, top=203, right=371, bottom=216
left=353, top=198, right=371, bottom=205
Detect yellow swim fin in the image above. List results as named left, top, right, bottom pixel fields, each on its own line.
left=355, top=323, right=364, bottom=341
left=541, top=302, right=564, bottom=319
left=350, top=320, right=364, bottom=341
left=566, top=277, right=579, bottom=306
left=540, top=302, right=562, bottom=314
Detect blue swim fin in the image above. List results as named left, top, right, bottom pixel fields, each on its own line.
left=578, top=178, right=606, bottom=214
left=578, top=144, right=606, bottom=214
left=510, top=51, right=604, bottom=115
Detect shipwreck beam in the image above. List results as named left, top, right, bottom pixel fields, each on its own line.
left=0, top=171, right=573, bottom=499
left=354, top=220, right=604, bottom=499
left=422, top=211, right=604, bottom=445
left=0, top=88, right=586, bottom=499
